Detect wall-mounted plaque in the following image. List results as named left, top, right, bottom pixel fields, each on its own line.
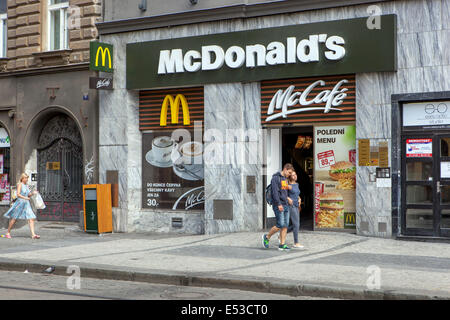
left=378, top=141, right=389, bottom=167
left=358, top=139, right=370, bottom=166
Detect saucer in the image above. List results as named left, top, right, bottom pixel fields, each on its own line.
left=173, top=162, right=204, bottom=181
left=145, top=149, right=173, bottom=168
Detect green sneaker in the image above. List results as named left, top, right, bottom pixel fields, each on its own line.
left=278, top=244, right=291, bottom=251
left=262, top=234, right=269, bottom=249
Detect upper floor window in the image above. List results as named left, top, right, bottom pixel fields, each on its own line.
left=0, top=14, right=6, bottom=58
left=48, top=0, right=69, bottom=51
left=0, top=0, right=6, bottom=58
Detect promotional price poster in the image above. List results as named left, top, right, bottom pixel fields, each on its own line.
left=314, top=125, right=356, bottom=230
left=142, top=131, right=204, bottom=211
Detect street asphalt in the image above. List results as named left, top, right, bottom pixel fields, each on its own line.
left=0, top=221, right=448, bottom=300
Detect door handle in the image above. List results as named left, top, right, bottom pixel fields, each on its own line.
left=437, top=181, right=441, bottom=193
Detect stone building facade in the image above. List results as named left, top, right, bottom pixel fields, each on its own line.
left=97, top=0, right=450, bottom=240
left=0, top=0, right=102, bottom=225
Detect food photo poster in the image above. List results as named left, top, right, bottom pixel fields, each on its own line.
left=314, top=125, right=356, bottom=230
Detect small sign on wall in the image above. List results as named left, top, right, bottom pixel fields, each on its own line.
left=403, top=101, right=450, bottom=127
left=406, top=139, right=432, bottom=158
left=358, top=139, right=370, bottom=166
left=379, top=141, right=389, bottom=167
left=89, top=77, right=114, bottom=90
left=46, top=162, right=61, bottom=170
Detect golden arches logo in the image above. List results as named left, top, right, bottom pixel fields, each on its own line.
left=160, top=94, right=191, bottom=126
left=95, top=47, right=112, bottom=69
left=345, top=213, right=356, bottom=224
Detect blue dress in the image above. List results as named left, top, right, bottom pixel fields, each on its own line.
left=4, top=184, right=36, bottom=220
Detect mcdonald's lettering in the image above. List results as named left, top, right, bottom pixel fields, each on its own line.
left=160, top=94, right=191, bottom=126
left=96, top=47, right=112, bottom=69
left=90, top=42, right=114, bottom=72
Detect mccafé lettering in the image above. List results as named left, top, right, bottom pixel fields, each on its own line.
left=158, top=34, right=345, bottom=74
left=266, top=79, right=349, bottom=122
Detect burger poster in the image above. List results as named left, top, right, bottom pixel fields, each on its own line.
left=314, top=125, right=356, bottom=229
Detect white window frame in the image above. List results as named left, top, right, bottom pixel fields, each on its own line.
left=47, top=0, right=69, bottom=51
left=0, top=13, right=6, bottom=58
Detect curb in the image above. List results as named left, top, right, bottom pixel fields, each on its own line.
left=0, top=259, right=449, bottom=300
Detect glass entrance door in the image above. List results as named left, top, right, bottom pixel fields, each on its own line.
left=437, top=136, right=450, bottom=237
left=401, top=134, right=450, bottom=237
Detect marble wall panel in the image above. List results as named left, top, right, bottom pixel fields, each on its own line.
left=356, top=104, right=392, bottom=139
left=99, top=90, right=128, bottom=120
left=443, top=0, right=450, bottom=30
left=444, top=66, right=450, bottom=89
left=393, top=0, right=442, bottom=34
left=99, top=116, right=128, bottom=146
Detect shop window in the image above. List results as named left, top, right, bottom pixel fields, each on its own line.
left=48, top=0, right=69, bottom=51
left=0, top=127, right=10, bottom=205
left=441, top=138, right=450, bottom=157
left=0, top=147, right=10, bottom=205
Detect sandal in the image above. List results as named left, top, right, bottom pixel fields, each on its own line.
left=31, top=235, right=40, bottom=239
left=4, top=233, right=11, bottom=239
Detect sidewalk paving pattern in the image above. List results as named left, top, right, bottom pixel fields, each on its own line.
left=0, top=222, right=448, bottom=299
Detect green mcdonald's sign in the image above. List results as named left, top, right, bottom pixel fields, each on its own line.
left=90, top=41, right=114, bottom=73
left=344, top=212, right=356, bottom=229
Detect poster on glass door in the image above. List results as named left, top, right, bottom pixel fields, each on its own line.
left=314, top=125, right=356, bottom=230
left=406, top=139, right=432, bottom=158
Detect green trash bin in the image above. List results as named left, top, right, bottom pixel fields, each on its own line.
left=84, top=189, right=99, bottom=233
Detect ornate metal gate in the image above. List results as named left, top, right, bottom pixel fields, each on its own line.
left=37, top=115, right=83, bottom=222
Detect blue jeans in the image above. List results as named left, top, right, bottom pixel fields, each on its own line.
left=287, top=206, right=300, bottom=243
left=273, top=205, right=290, bottom=229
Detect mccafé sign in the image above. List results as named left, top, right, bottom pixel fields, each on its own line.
left=127, top=15, right=396, bottom=89
left=261, top=75, right=356, bottom=124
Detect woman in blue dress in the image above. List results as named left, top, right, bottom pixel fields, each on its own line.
left=4, top=173, right=40, bottom=239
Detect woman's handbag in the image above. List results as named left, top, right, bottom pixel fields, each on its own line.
left=31, top=192, right=46, bottom=210
left=10, top=186, right=17, bottom=205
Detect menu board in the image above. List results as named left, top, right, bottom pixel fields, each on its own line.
left=142, top=131, right=204, bottom=211
left=314, top=125, right=356, bottom=230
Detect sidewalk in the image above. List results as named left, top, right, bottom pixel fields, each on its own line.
left=0, top=222, right=449, bottom=300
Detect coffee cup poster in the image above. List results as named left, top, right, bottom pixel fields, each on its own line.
left=139, top=87, right=205, bottom=212
left=142, top=131, right=205, bottom=211
left=314, top=125, right=356, bottom=229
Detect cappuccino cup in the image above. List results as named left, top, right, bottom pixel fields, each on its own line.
left=178, top=141, right=203, bottom=167
left=152, top=136, right=174, bottom=163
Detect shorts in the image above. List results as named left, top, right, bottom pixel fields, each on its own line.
left=273, top=204, right=290, bottom=229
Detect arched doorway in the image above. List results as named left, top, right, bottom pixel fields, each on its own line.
left=37, top=115, right=83, bottom=222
